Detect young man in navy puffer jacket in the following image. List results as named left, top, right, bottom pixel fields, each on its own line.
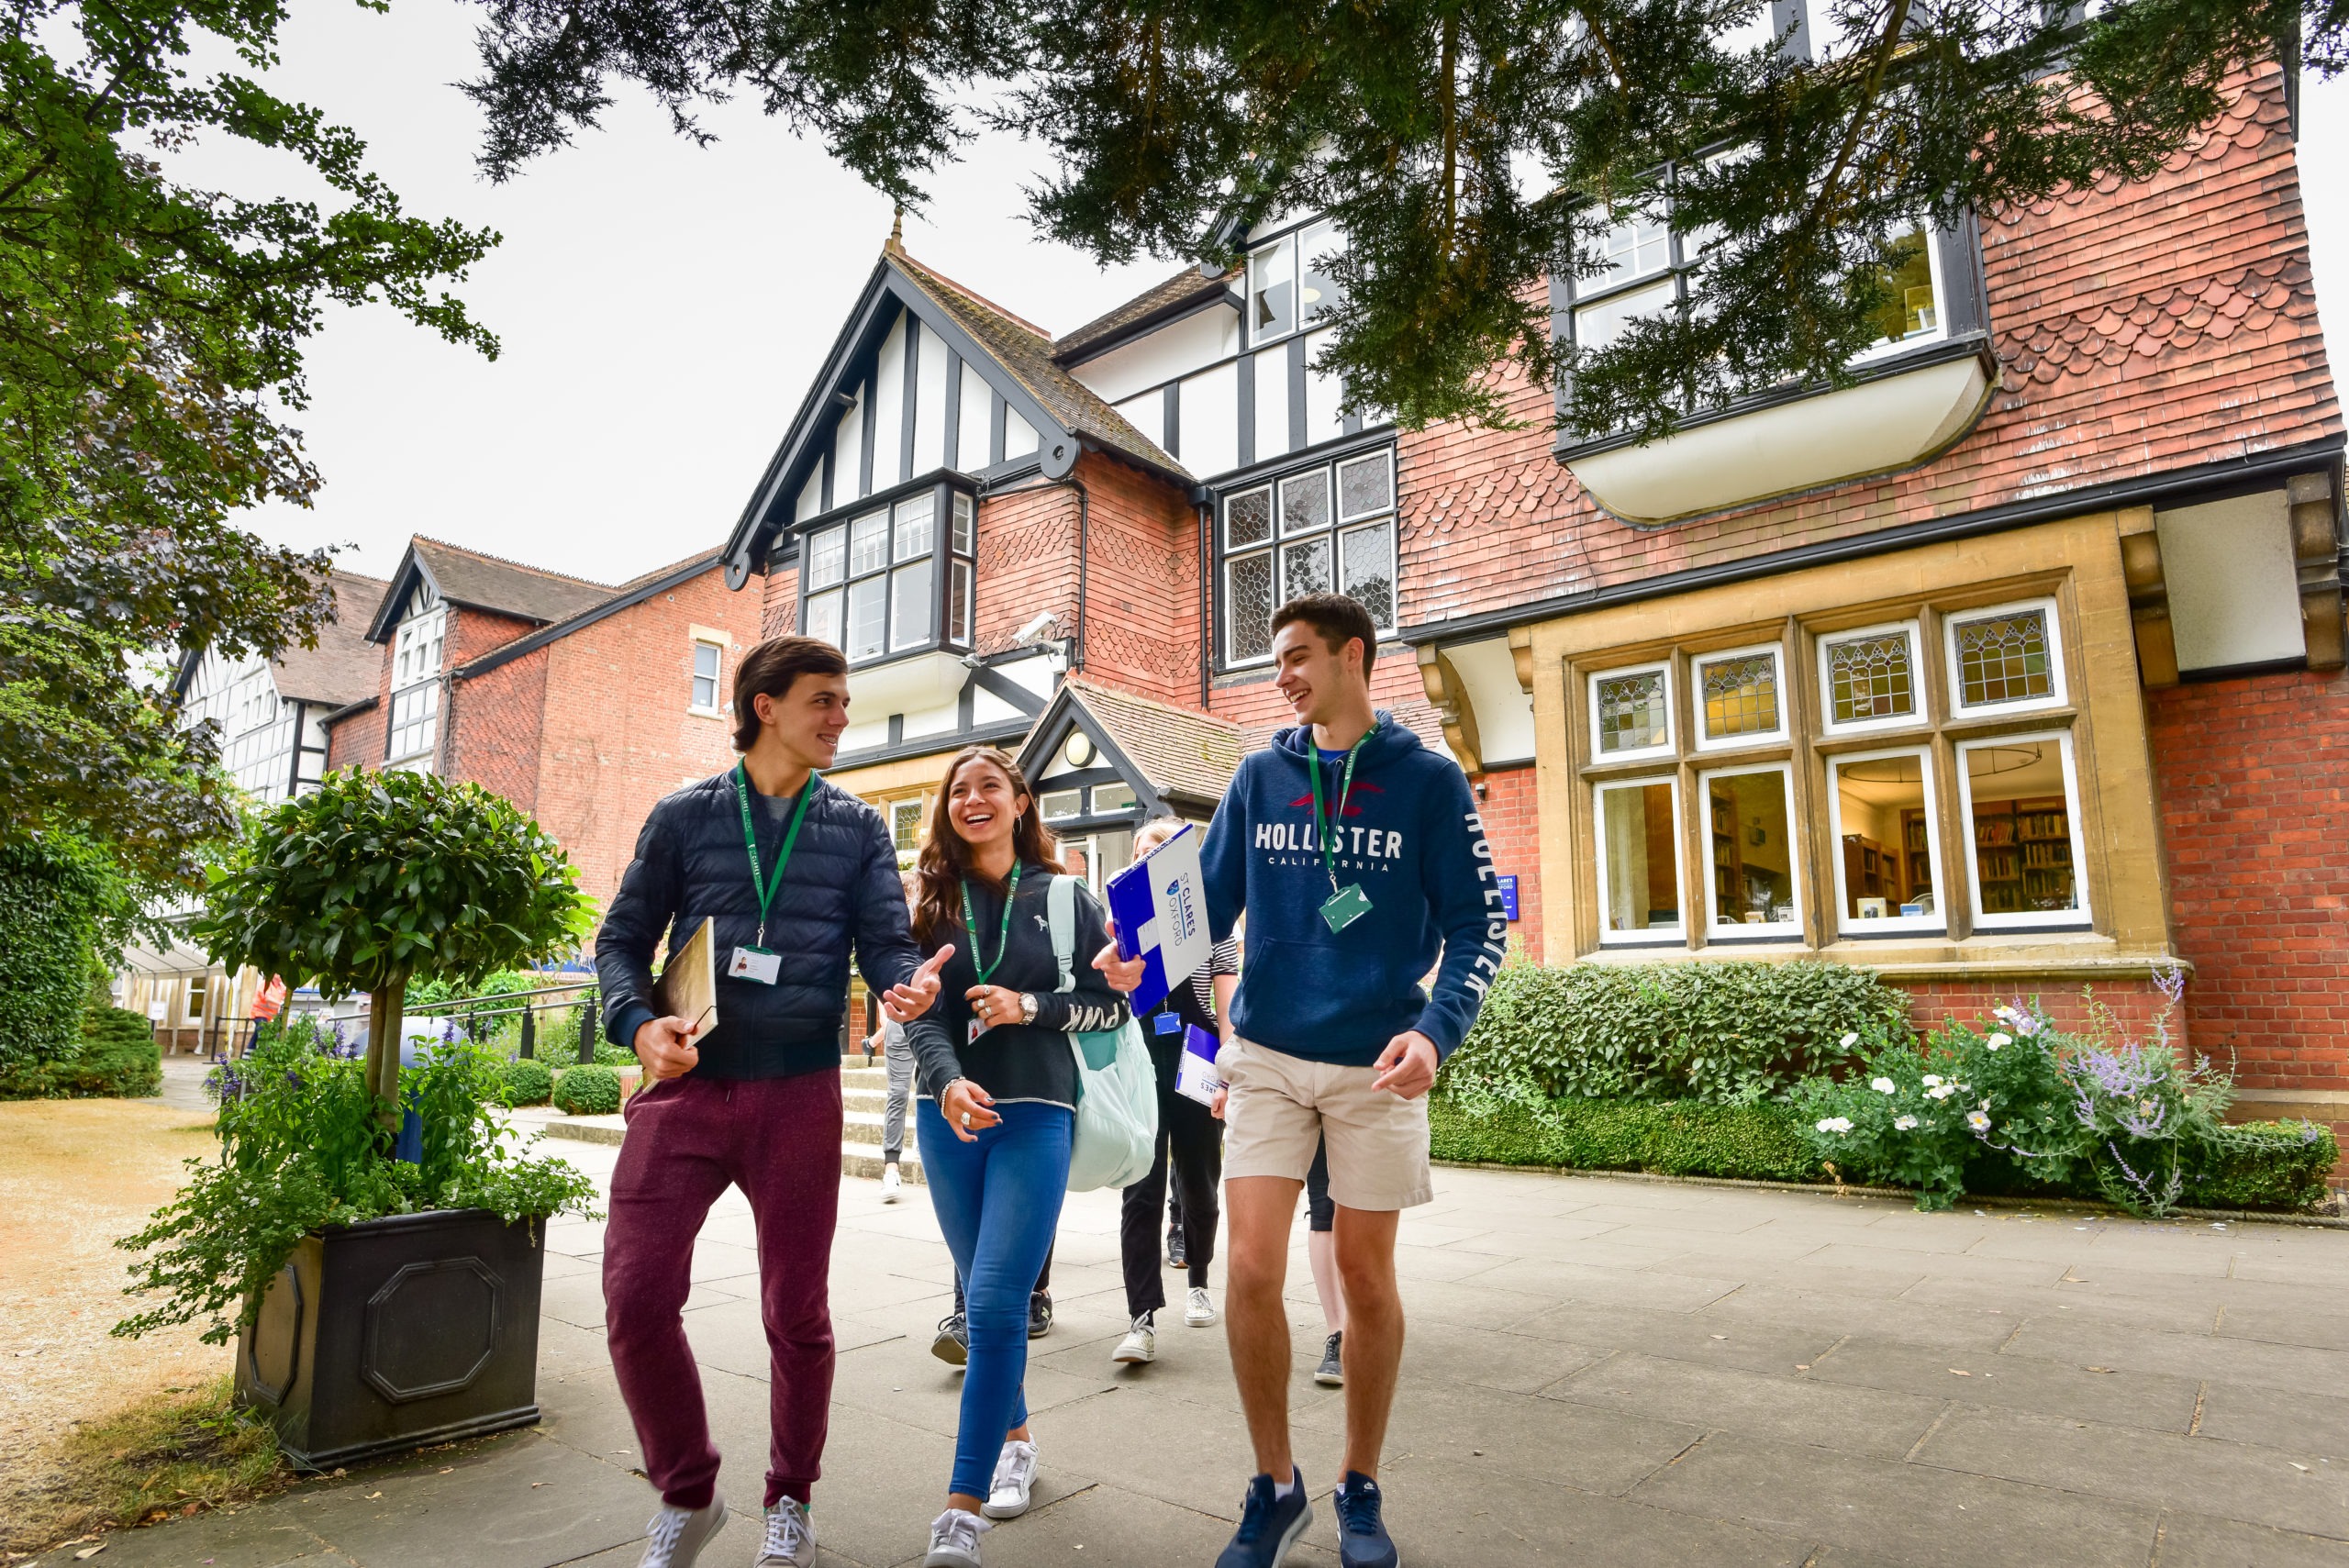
left=597, top=635, right=948, bottom=1568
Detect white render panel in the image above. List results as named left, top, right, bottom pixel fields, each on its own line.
left=873, top=310, right=907, bottom=486
left=1067, top=306, right=1241, bottom=405
left=1179, top=361, right=1240, bottom=478
left=912, top=323, right=949, bottom=475
left=1115, top=391, right=1164, bottom=450
left=958, top=362, right=994, bottom=469
left=971, top=686, right=1025, bottom=727
left=1005, top=406, right=1040, bottom=460
left=795, top=464, right=824, bottom=522
left=1303, top=328, right=1343, bottom=447
left=840, top=717, right=891, bottom=753
left=2155, top=490, right=2308, bottom=673
left=899, top=703, right=962, bottom=740
left=1253, top=348, right=1291, bottom=462
left=834, top=384, right=865, bottom=501
left=1446, top=638, right=1537, bottom=765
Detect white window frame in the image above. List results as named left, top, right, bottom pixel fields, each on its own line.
left=889, top=796, right=927, bottom=852
left=1954, top=729, right=2093, bottom=930
left=1848, top=223, right=1951, bottom=366
left=1690, top=641, right=1789, bottom=752
left=1696, top=762, right=1804, bottom=941
left=1040, top=789, right=1084, bottom=823
left=1587, top=660, right=1676, bottom=762
left=689, top=639, right=724, bottom=716
left=384, top=678, right=440, bottom=768
left=1593, top=774, right=1686, bottom=945
left=1816, top=619, right=1928, bottom=738
left=1219, top=449, right=1397, bottom=670
left=1825, top=745, right=1947, bottom=936
left=1942, top=595, right=2068, bottom=717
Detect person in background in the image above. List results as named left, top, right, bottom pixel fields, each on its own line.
left=901, top=746, right=1130, bottom=1567
left=596, top=635, right=948, bottom=1568
left=863, top=871, right=922, bottom=1204
left=1112, top=817, right=1240, bottom=1367
left=1304, top=1141, right=1345, bottom=1386
left=1097, top=593, right=1504, bottom=1568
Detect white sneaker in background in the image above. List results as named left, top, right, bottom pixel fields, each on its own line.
left=881, top=1162, right=903, bottom=1202
left=1112, top=1313, right=1156, bottom=1365
left=923, top=1507, right=992, bottom=1567
left=1185, top=1285, right=1219, bottom=1327
left=983, top=1437, right=1039, bottom=1519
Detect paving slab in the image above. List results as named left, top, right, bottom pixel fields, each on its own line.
left=1998, top=1315, right=2349, bottom=1393
left=1540, top=1350, right=1946, bottom=1461
left=1800, top=1333, right=2202, bottom=1432
left=1296, top=1373, right=1705, bottom=1494
left=1506, top=1297, right=1844, bottom=1375
left=2196, top=1382, right=2349, bottom=1461
left=2153, top=1510, right=2349, bottom=1568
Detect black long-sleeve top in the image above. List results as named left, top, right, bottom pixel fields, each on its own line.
left=904, top=861, right=1130, bottom=1112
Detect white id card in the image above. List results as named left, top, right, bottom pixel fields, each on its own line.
left=727, top=946, right=781, bottom=984
left=967, top=1018, right=987, bottom=1046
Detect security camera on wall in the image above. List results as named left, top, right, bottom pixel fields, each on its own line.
left=1015, top=611, right=1061, bottom=647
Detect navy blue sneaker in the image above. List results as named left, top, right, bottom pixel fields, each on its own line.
left=1332, top=1472, right=1398, bottom=1568
left=1214, top=1467, right=1311, bottom=1567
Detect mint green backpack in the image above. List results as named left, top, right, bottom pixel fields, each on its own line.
left=1046, top=874, right=1159, bottom=1191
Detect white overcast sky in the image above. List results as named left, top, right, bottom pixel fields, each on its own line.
left=193, top=1, right=2349, bottom=587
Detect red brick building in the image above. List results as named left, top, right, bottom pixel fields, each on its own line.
left=321, top=537, right=767, bottom=911
left=715, top=61, right=2341, bottom=1151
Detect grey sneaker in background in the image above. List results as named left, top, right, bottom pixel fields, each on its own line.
left=1316, top=1329, right=1345, bottom=1387
left=639, top=1493, right=729, bottom=1568
left=755, top=1499, right=816, bottom=1567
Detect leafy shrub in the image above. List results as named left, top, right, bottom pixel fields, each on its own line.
left=0, top=1006, right=163, bottom=1099
left=500, top=1057, right=554, bottom=1106
left=0, top=840, right=106, bottom=1074
left=116, top=1029, right=597, bottom=1344
left=1431, top=1086, right=1822, bottom=1183
left=1442, top=961, right=1906, bottom=1105
left=552, top=1063, right=622, bottom=1116
left=1800, top=975, right=2334, bottom=1215
left=590, top=1039, right=636, bottom=1067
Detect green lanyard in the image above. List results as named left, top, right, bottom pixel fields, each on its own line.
left=1307, top=732, right=1370, bottom=895
left=730, top=762, right=817, bottom=948
left=959, top=862, right=1023, bottom=984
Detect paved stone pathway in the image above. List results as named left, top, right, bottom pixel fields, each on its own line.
left=37, top=1136, right=2349, bottom=1567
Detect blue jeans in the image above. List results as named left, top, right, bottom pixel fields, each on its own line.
left=916, top=1098, right=1073, bottom=1499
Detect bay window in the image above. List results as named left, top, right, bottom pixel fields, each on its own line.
left=1221, top=447, right=1397, bottom=666
left=1571, top=582, right=2094, bottom=952
left=796, top=478, right=975, bottom=667
left=386, top=589, right=446, bottom=769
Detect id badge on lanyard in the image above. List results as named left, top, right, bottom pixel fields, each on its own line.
left=1310, top=735, right=1375, bottom=934
left=729, top=763, right=815, bottom=986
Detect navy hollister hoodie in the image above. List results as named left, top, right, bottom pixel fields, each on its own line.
left=1197, top=713, right=1507, bottom=1066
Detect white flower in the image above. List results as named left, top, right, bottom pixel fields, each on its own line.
left=1893, top=1115, right=1920, bottom=1131
left=1966, top=1110, right=1992, bottom=1131
left=2015, top=1017, right=2040, bottom=1037
left=1921, top=1073, right=1943, bottom=1087
left=1871, top=1076, right=1897, bottom=1095
left=1816, top=1116, right=1854, bottom=1134
left=1986, top=1033, right=2010, bottom=1051
left=1840, top=1031, right=1859, bottom=1050
left=1927, top=1083, right=1958, bottom=1100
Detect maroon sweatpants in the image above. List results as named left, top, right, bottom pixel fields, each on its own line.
left=602, top=1071, right=842, bottom=1510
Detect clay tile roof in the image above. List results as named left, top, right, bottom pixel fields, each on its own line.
left=271, top=570, right=389, bottom=707
left=1063, top=676, right=1243, bottom=807
left=409, top=537, right=614, bottom=625
left=891, top=252, right=1191, bottom=484
left=1052, top=264, right=1241, bottom=363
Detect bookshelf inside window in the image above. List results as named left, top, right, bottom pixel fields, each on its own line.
left=1970, top=794, right=2073, bottom=914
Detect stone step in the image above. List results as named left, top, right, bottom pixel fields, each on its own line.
left=844, top=1089, right=889, bottom=1114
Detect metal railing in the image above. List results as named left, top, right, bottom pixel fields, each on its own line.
left=405, top=983, right=603, bottom=1063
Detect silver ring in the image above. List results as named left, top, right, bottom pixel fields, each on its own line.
left=961, top=1110, right=972, bottom=1129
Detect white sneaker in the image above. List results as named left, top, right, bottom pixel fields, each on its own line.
left=755, top=1499, right=816, bottom=1567
left=638, top=1493, right=729, bottom=1567
left=881, top=1162, right=903, bottom=1202
left=1185, top=1285, right=1219, bottom=1327
left=1112, top=1314, right=1155, bottom=1364
left=982, top=1437, right=1039, bottom=1519
left=923, top=1507, right=992, bottom=1566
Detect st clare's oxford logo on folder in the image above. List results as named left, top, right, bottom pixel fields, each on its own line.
left=1105, top=823, right=1211, bottom=1017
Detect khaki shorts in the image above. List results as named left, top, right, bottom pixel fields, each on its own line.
left=1219, top=1037, right=1432, bottom=1211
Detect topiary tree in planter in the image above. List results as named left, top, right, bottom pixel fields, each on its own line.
left=193, top=769, right=589, bottom=1128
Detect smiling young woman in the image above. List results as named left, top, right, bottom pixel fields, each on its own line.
left=899, top=747, right=1130, bottom=1568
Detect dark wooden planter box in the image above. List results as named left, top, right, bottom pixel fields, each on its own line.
left=235, top=1207, right=547, bottom=1471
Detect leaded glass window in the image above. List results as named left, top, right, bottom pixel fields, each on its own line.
left=1823, top=628, right=1918, bottom=728
left=1697, top=650, right=1781, bottom=742
left=1952, top=606, right=2054, bottom=708
left=1594, top=668, right=1670, bottom=755
left=1220, top=447, right=1397, bottom=665
left=1282, top=536, right=1332, bottom=599
left=1224, top=550, right=1275, bottom=662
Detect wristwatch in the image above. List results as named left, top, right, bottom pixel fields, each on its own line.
left=1019, top=992, right=1039, bottom=1026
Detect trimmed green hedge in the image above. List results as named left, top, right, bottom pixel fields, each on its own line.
left=1431, top=1093, right=1825, bottom=1184
left=2181, top=1121, right=2339, bottom=1213
left=551, top=1063, right=622, bottom=1116
left=0, top=1006, right=162, bottom=1099
left=1443, top=961, right=1907, bottom=1105
left=500, top=1056, right=554, bottom=1106
left=0, top=841, right=106, bottom=1074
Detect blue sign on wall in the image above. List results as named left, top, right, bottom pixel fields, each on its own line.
left=1497, top=873, right=1520, bottom=921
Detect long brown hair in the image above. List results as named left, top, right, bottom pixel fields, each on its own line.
left=911, top=747, right=1065, bottom=943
